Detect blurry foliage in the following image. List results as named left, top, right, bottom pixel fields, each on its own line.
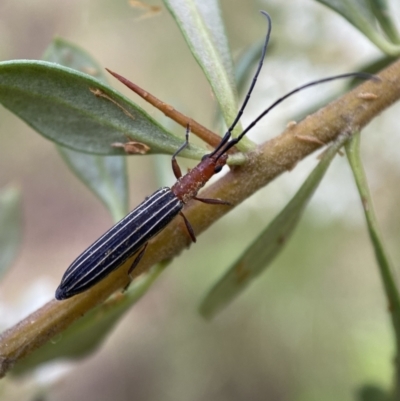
left=0, top=0, right=400, bottom=400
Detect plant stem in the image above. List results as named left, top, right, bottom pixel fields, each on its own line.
left=0, top=57, right=400, bottom=378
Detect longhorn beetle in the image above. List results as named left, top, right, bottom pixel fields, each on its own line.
left=55, top=11, right=372, bottom=300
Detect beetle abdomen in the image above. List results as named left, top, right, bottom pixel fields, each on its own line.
left=55, top=187, right=183, bottom=299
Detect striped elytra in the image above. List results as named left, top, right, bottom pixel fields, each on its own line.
left=55, top=188, right=183, bottom=300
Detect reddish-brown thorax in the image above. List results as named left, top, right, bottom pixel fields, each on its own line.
left=171, top=154, right=228, bottom=204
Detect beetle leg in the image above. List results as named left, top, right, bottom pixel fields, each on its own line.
left=179, top=211, right=196, bottom=243
left=123, top=243, right=149, bottom=292
left=128, top=243, right=148, bottom=276
left=171, top=124, right=191, bottom=179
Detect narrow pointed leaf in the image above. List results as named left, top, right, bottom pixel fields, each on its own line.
left=366, top=0, right=400, bottom=44
left=213, top=39, right=266, bottom=143
left=58, top=148, right=128, bottom=221
left=316, top=0, right=375, bottom=26
left=163, top=0, right=253, bottom=149
left=0, top=185, right=22, bottom=280
left=200, top=133, right=350, bottom=318
left=345, top=133, right=400, bottom=341
left=193, top=0, right=235, bottom=81
left=316, top=0, right=400, bottom=55
left=43, top=38, right=128, bottom=221
left=0, top=60, right=206, bottom=158
left=11, top=262, right=168, bottom=375
left=235, top=40, right=268, bottom=96
left=43, top=37, right=108, bottom=82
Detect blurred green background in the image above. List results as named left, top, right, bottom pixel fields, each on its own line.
left=1, top=0, right=400, bottom=400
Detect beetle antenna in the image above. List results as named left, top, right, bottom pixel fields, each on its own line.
left=209, top=10, right=272, bottom=157
left=218, top=71, right=377, bottom=155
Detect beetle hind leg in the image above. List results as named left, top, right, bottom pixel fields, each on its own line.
left=123, top=243, right=149, bottom=292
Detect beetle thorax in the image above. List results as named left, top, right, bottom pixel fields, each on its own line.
left=171, top=154, right=228, bottom=203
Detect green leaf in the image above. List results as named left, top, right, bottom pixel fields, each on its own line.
left=200, top=133, right=350, bottom=319
left=0, top=185, right=22, bottom=280
left=163, top=0, right=253, bottom=150
left=345, top=132, right=400, bottom=346
left=366, top=0, right=400, bottom=44
left=316, top=0, right=400, bottom=55
left=235, top=40, right=268, bottom=97
left=43, top=38, right=129, bottom=221
left=58, top=148, right=128, bottom=221
left=0, top=60, right=206, bottom=158
left=11, top=262, right=168, bottom=375
left=195, top=0, right=235, bottom=82
left=43, top=37, right=109, bottom=82
left=357, top=384, right=391, bottom=401
left=213, top=39, right=267, bottom=146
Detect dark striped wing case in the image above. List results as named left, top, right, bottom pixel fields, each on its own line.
left=55, top=187, right=183, bottom=299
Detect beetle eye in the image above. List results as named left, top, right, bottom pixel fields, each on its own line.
left=214, top=165, right=223, bottom=173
